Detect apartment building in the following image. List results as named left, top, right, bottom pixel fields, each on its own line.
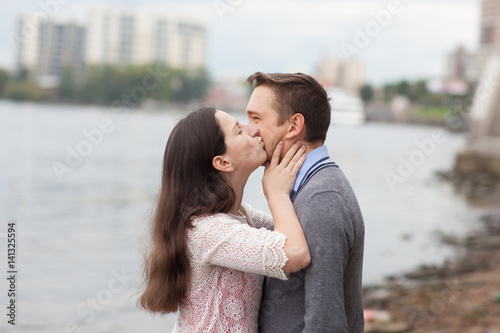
left=85, top=7, right=206, bottom=69
left=15, top=6, right=207, bottom=86
left=16, top=15, right=85, bottom=86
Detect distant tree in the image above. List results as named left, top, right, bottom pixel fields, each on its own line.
left=0, top=69, right=10, bottom=95
left=174, top=67, right=211, bottom=103
left=59, top=67, right=78, bottom=101
left=383, top=83, right=397, bottom=101
left=3, top=80, right=49, bottom=101
left=396, top=80, right=410, bottom=96
left=1, top=63, right=213, bottom=105
left=359, top=84, right=374, bottom=103
left=15, top=67, right=29, bottom=81
left=381, top=79, right=446, bottom=106
left=408, top=80, right=427, bottom=102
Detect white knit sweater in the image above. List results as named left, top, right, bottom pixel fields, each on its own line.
left=173, top=203, right=289, bottom=333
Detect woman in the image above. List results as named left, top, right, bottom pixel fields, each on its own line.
left=138, top=106, right=310, bottom=332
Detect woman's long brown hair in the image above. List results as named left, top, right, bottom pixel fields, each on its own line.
left=138, top=106, right=235, bottom=314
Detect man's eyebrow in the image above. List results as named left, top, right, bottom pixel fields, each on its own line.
left=233, top=121, right=238, bottom=131
left=247, top=110, right=261, bottom=116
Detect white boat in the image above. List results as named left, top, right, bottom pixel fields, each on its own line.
left=327, top=88, right=366, bottom=125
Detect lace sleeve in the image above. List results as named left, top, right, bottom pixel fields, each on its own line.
left=188, top=214, right=288, bottom=280
left=241, top=202, right=274, bottom=230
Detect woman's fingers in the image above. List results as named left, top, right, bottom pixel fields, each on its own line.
left=288, top=145, right=306, bottom=172
left=291, top=151, right=306, bottom=175
left=269, top=140, right=306, bottom=173
left=280, top=141, right=302, bottom=168
left=263, top=141, right=306, bottom=198
left=270, top=141, right=284, bottom=169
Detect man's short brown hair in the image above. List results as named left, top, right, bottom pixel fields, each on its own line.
left=247, top=72, right=331, bottom=142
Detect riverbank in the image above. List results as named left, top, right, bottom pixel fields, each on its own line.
left=365, top=103, right=467, bottom=130
left=363, top=209, right=500, bottom=332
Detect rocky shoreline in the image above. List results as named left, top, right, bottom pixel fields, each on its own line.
left=363, top=208, right=500, bottom=333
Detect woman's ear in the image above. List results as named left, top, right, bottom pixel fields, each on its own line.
left=212, top=155, right=234, bottom=173
left=284, top=113, right=305, bottom=140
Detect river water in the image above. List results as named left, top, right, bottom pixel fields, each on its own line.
left=0, top=101, right=485, bottom=332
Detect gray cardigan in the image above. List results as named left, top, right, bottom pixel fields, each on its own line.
left=259, top=165, right=365, bottom=333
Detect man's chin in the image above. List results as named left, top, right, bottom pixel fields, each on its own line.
left=259, top=156, right=271, bottom=167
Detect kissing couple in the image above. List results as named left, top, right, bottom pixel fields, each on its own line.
left=139, top=72, right=365, bottom=333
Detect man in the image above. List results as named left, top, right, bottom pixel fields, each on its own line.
left=246, top=72, right=365, bottom=332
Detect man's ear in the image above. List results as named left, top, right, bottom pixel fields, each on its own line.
left=284, top=113, right=305, bottom=140
left=212, top=155, right=234, bottom=173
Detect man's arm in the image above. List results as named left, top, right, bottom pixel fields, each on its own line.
left=300, top=190, right=352, bottom=332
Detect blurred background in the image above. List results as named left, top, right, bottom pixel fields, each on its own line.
left=1, top=0, right=499, bottom=332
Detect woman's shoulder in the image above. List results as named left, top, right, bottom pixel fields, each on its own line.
left=190, top=212, right=239, bottom=231
left=240, top=202, right=270, bottom=227
left=192, top=212, right=230, bottom=223
left=241, top=202, right=262, bottom=218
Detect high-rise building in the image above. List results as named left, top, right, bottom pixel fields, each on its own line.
left=15, top=6, right=207, bottom=87
left=477, top=0, right=500, bottom=75
left=16, top=15, right=85, bottom=87
left=446, top=46, right=477, bottom=82
left=38, top=20, right=86, bottom=86
left=315, top=57, right=365, bottom=92
left=85, top=7, right=207, bottom=69
left=15, top=14, right=38, bottom=76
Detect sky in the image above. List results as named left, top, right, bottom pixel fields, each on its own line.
left=0, top=0, right=481, bottom=85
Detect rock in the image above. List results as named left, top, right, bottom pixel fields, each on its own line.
left=481, top=213, right=500, bottom=234
left=476, top=173, right=497, bottom=186
left=454, top=152, right=483, bottom=174
left=364, top=322, right=409, bottom=333
left=364, top=310, right=409, bottom=333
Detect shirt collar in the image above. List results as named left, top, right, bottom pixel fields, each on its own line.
left=292, top=145, right=330, bottom=192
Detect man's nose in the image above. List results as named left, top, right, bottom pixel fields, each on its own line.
left=246, top=124, right=260, bottom=137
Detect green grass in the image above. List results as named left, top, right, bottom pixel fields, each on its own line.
left=415, top=107, right=451, bottom=119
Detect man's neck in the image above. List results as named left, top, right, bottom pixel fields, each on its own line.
left=280, top=139, right=323, bottom=163
left=302, top=140, right=323, bottom=155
